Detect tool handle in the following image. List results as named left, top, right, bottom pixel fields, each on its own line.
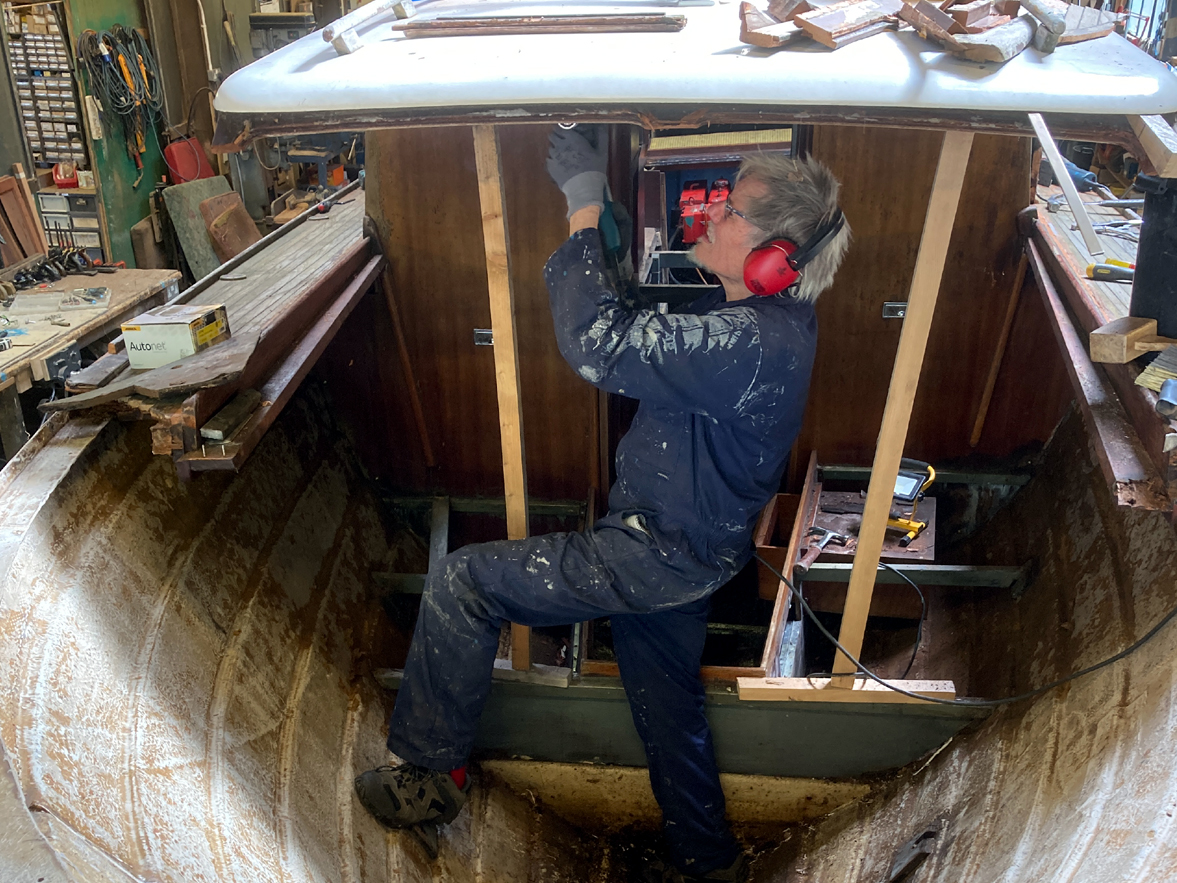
left=794, top=543, right=823, bottom=578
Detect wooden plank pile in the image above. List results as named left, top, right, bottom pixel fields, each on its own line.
left=41, top=193, right=387, bottom=480
left=740, top=0, right=1122, bottom=62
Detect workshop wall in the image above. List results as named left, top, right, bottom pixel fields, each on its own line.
left=66, top=0, right=168, bottom=266
left=339, top=124, right=600, bottom=502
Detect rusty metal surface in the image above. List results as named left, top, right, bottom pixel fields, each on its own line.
left=757, top=408, right=1177, bottom=882
left=0, top=397, right=604, bottom=882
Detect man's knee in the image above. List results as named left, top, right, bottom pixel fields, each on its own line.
left=422, top=548, right=498, bottom=629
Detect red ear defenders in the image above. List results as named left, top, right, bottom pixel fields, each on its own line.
left=744, top=208, right=846, bottom=296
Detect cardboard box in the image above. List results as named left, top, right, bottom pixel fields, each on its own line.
left=121, top=304, right=230, bottom=369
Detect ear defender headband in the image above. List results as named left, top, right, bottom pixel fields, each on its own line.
left=743, top=208, right=846, bottom=297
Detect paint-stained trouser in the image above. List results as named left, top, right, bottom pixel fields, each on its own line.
left=388, top=512, right=740, bottom=875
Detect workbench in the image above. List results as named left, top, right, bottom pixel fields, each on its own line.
left=0, top=268, right=180, bottom=460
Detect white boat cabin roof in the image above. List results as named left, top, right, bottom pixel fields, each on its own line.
left=214, top=0, right=1177, bottom=141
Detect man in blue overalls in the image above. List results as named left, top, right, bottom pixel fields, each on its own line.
left=356, top=125, right=850, bottom=882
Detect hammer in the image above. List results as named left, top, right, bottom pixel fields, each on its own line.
left=794, top=526, right=850, bottom=579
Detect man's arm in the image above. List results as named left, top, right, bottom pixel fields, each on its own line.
left=569, top=205, right=601, bottom=236
left=544, top=230, right=775, bottom=420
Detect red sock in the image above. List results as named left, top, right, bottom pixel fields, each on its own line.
left=449, top=766, right=467, bottom=789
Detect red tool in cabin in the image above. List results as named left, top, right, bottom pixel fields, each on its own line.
left=679, top=178, right=732, bottom=245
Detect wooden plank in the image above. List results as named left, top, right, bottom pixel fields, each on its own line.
left=970, top=254, right=1028, bottom=446
left=830, top=131, right=974, bottom=687
left=1029, top=215, right=1177, bottom=486
left=947, top=0, right=994, bottom=25
left=760, top=456, right=818, bottom=675
left=183, top=237, right=371, bottom=433
left=472, top=124, right=531, bottom=672
left=64, top=351, right=130, bottom=394
left=959, top=13, right=1010, bottom=32
left=178, top=255, right=384, bottom=474
left=394, top=14, right=687, bottom=38
left=199, top=389, right=261, bottom=441
left=0, top=176, right=40, bottom=257
left=1026, top=240, right=1170, bottom=509
left=1029, top=114, right=1103, bottom=260
left=897, top=1, right=963, bottom=47
left=11, top=165, right=48, bottom=255
left=582, top=659, right=766, bottom=682
left=738, top=677, right=956, bottom=703
left=740, top=2, right=805, bottom=47
left=1057, top=4, right=1118, bottom=44
left=1129, top=115, right=1177, bottom=179
left=949, top=13, right=1034, bottom=62
left=796, top=0, right=903, bottom=47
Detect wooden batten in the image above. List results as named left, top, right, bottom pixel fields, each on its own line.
left=737, top=677, right=956, bottom=703
left=472, top=124, right=532, bottom=671
left=827, top=131, right=973, bottom=694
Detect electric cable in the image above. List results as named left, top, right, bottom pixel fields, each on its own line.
left=755, top=551, right=1177, bottom=707
left=877, top=560, right=926, bottom=679
left=76, top=26, right=171, bottom=184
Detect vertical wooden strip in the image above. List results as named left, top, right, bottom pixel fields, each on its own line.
left=830, top=131, right=974, bottom=685
left=472, top=125, right=532, bottom=671
left=1028, top=113, right=1102, bottom=259
left=969, top=254, right=1028, bottom=447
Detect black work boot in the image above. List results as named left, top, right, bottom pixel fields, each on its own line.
left=354, top=763, right=470, bottom=829
left=642, top=852, right=749, bottom=883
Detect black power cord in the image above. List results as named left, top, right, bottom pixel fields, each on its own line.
left=755, top=551, right=1177, bottom=707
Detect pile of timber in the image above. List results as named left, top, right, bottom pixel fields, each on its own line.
left=740, top=0, right=1122, bottom=61
left=43, top=190, right=385, bottom=480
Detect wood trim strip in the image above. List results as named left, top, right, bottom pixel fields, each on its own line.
left=581, top=659, right=766, bottom=682
left=830, top=131, right=974, bottom=685
left=760, top=452, right=819, bottom=674
left=472, top=124, right=532, bottom=671
left=1025, top=240, right=1170, bottom=510
left=178, top=255, right=385, bottom=475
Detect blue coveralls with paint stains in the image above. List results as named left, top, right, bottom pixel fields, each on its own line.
left=389, top=228, right=817, bottom=875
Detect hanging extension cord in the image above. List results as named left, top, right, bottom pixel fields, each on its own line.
left=754, top=551, right=1177, bottom=707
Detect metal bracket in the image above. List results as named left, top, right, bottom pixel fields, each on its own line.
left=473, top=328, right=494, bottom=346
left=46, top=344, right=82, bottom=383
left=883, top=302, right=908, bottom=319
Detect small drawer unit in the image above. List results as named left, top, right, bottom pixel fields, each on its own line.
left=36, top=187, right=103, bottom=260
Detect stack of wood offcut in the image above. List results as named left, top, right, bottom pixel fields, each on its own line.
left=740, top=0, right=1122, bottom=62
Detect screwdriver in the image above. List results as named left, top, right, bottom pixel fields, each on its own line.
left=1086, top=263, right=1134, bottom=283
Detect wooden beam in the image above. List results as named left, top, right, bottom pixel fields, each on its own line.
left=737, top=677, right=956, bottom=703
left=472, top=125, right=532, bottom=672
left=1025, top=240, right=1171, bottom=510
left=829, top=131, right=974, bottom=688
left=1129, top=115, right=1177, bottom=179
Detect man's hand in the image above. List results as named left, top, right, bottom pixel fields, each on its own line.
left=547, top=125, right=608, bottom=219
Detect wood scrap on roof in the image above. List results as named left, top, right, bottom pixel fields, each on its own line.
left=739, top=0, right=1123, bottom=61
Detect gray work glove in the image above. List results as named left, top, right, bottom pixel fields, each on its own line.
left=546, top=125, right=608, bottom=219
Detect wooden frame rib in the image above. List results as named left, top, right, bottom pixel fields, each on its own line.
left=818, top=131, right=974, bottom=699
left=472, top=124, right=532, bottom=671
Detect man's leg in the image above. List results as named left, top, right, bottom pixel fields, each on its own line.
left=611, top=600, right=742, bottom=877
left=387, top=518, right=713, bottom=772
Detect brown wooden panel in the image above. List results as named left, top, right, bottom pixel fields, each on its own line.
left=355, top=125, right=598, bottom=499
left=791, top=128, right=1067, bottom=484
